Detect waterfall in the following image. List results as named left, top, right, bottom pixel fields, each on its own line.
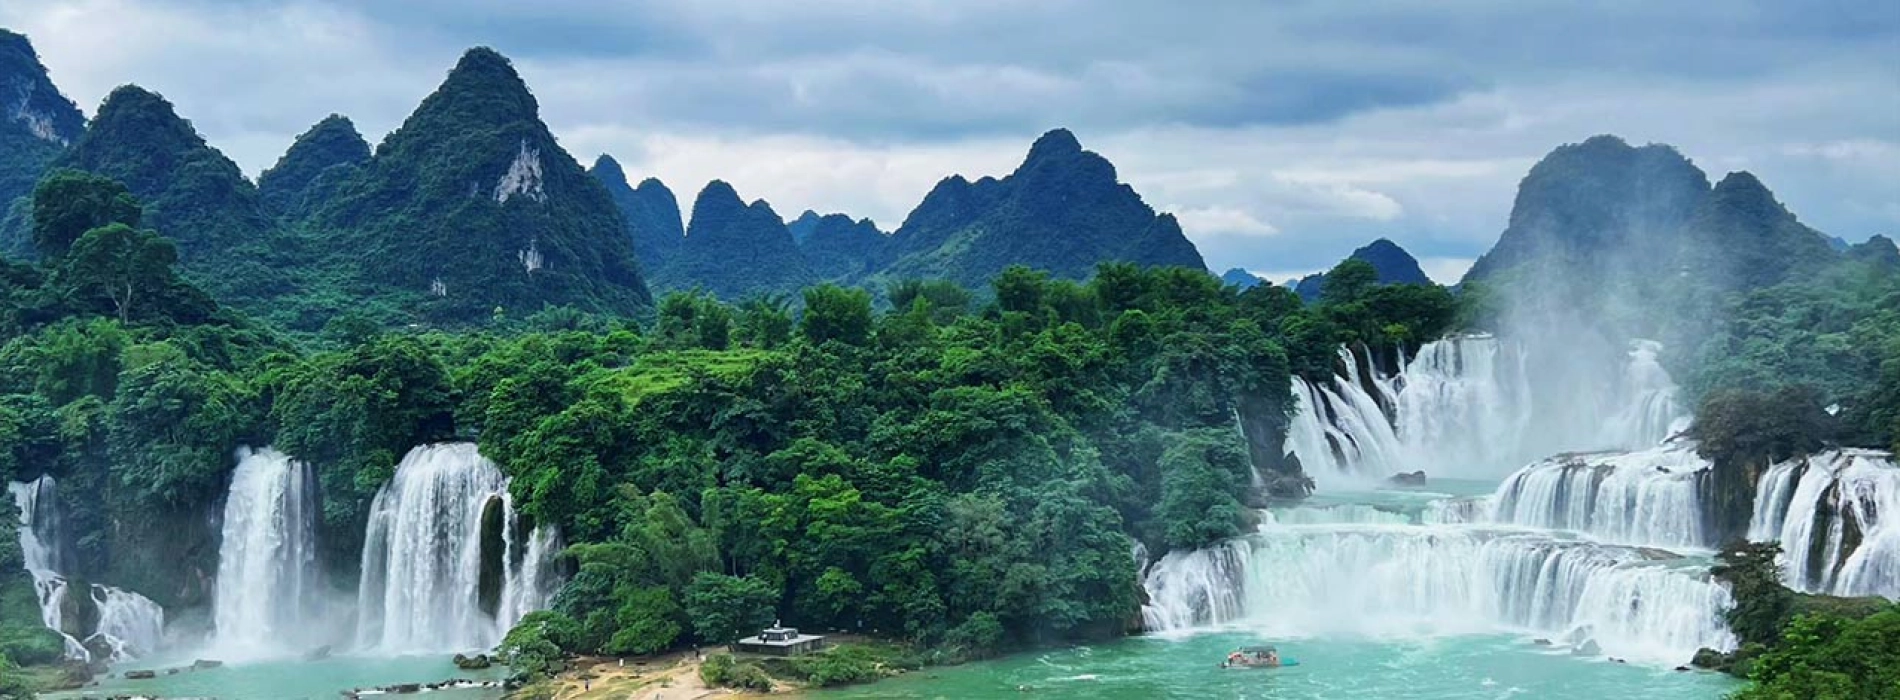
left=212, top=447, right=322, bottom=655
left=1488, top=442, right=1711, bottom=549
left=1142, top=522, right=1735, bottom=665
left=88, top=586, right=166, bottom=661
left=1745, top=450, right=1900, bottom=598
left=1139, top=544, right=1248, bottom=632
left=9, top=476, right=166, bottom=661
left=10, top=477, right=86, bottom=658
left=355, top=443, right=561, bottom=653
left=1388, top=337, right=1534, bottom=476
left=1290, top=335, right=1688, bottom=482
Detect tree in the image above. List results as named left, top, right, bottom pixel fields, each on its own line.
left=801, top=284, right=872, bottom=346
left=30, top=169, right=142, bottom=261
left=58, top=223, right=179, bottom=323
left=1319, top=258, right=1379, bottom=305
left=685, top=572, right=778, bottom=645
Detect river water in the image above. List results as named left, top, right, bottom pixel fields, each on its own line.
left=813, top=632, right=1736, bottom=699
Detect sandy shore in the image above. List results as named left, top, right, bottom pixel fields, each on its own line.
left=534, top=652, right=746, bottom=700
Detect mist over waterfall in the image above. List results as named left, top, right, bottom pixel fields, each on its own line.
left=355, top=443, right=561, bottom=653
left=212, top=447, right=324, bottom=655
left=9, top=476, right=167, bottom=661
left=1140, top=515, right=1735, bottom=665
left=1747, top=450, right=1900, bottom=599
left=1144, top=328, right=1738, bottom=668
left=1290, top=335, right=1688, bottom=483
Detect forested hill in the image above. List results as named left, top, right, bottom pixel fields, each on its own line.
left=1460, top=134, right=1839, bottom=335
left=876, top=129, right=1207, bottom=291
left=1459, top=134, right=1899, bottom=454
left=257, top=114, right=371, bottom=221
left=1293, top=238, right=1430, bottom=301
left=311, top=47, right=652, bottom=325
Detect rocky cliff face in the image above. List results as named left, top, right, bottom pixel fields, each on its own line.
left=0, top=29, right=87, bottom=255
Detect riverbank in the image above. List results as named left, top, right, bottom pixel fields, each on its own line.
left=513, top=651, right=745, bottom=700
left=521, top=636, right=950, bottom=699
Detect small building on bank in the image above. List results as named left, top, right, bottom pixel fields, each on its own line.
left=735, top=622, right=826, bottom=656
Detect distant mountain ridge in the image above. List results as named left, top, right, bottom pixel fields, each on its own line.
left=1293, top=238, right=1431, bottom=301
left=595, top=128, right=1209, bottom=301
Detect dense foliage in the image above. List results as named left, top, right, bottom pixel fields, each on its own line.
left=0, top=161, right=1464, bottom=683
left=1712, top=542, right=1900, bottom=698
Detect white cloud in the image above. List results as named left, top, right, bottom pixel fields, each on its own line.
left=563, top=129, right=1025, bottom=230
left=1419, top=257, right=1476, bottom=285
left=1174, top=206, right=1279, bottom=237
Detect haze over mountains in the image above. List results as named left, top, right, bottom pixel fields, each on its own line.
left=0, top=29, right=1887, bottom=337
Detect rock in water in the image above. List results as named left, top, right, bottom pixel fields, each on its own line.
left=123, top=670, right=155, bottom=680
left=1387, top=471, right=1428, bottom=487
left=1691, top=647, right=1729, bottom=670
left=453, top=653, right=492, bottom=669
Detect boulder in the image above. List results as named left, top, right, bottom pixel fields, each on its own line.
left=123, top=670, right=156, bottom=680
left=1691, top=647, right=1730, bottom=670
left=393, top=683, right=421, bottom=693
left=1531, top=638, right=1552, bottom=646
left=192, top=659, right=224, bottom=669
left=453, top=652, right=492, bottom=670
left=1386, top=471, right=1428, bottom=487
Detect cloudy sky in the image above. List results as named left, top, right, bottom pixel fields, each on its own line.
left=4, top=1, right=1895, bottom=283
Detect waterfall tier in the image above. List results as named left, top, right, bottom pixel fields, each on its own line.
left=355, top=443, right=561, bottom=654
left=1290, top=336, right=1687, bottom=483
left=1141, top=521, right=1734, bottom=666
left=9, top=476, right=166, bottom=661
left=1488, top=442, right=1711, bottom=549
left=212, top=447, right=324, bottom=656
left=1747, top=450, right=1900, bottom=599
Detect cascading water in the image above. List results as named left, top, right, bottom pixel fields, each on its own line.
left=9, top=475, right=166, bottom=661
left=212, top=447, right=323, bottom=656
left=1488, top=442, right=1711, bottom=549
left=1141, top=521, right=1735, bottom=666
left=10, top=476, right=87, bottom=658
left=88, top=586, right=166, bottom=661
left=1145, top=332, right=1736, bottom=667
left=355, top=443, right=561, bottom=653
left=1291, top=335, right=1688, bottom=483
left=1746, top=449, right=1900, bottom=598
